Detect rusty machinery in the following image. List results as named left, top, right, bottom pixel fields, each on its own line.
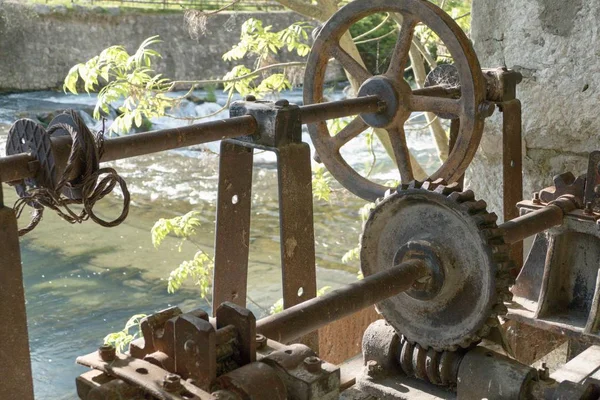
left=2, top=0, right=600, bottom=399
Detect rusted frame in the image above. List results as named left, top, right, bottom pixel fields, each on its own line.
left=0, top=177, right=35, bottom=399
left=212, top=101, right=318, bottom=333
left=500, top=99, right=524, bottom=265
left=212, top=142, right=254, bottom=310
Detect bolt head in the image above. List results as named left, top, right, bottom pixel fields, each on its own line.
left=275, top=99, right=290, bottom=107
left=303, top=356, right=322, bottom=373
left=366, top=360, right=382, bottom=377
left=163, top=373, right=182, bottom=392
left=98, top=344, right=116, bottom=362
left=245, top=95, right=256, bottom=102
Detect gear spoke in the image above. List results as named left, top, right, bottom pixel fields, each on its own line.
left=410, top=95, right=461, bottom=117
left=332, top=117, right=369, bottom=150
left=330, top=44, right=372, bottom=85
left=387, top=125, right=414, bottom=182
left=386, top=14, right=419, bottom=79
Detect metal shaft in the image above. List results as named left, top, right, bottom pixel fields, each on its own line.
left=256, top=259, right=428, bottom=344
left=499, top=197, right=577, bottom=244
left=0, top=96, right=383, bottom=184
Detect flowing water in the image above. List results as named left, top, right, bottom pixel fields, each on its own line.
left=0, top=89, right=440, bottom=399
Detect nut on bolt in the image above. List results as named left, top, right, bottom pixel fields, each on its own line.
left=255, top=333, right=267, bottom=349
left=163, top=373, right=183, bottom=392
left=532, top=192, right=542, bottom=205
left=245, top=95, right=256, bottom=102
left=275, top=99, right=290, bottom=107
left=303, top=356, right=322, bottom=373
left=98, top=344, right=116, bottom=362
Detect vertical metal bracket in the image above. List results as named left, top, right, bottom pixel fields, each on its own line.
left=212, top=100, right=318, bottom=329
left=0, top=178, right=35, bottom=399
left=500, top=99, right=523, bottom=266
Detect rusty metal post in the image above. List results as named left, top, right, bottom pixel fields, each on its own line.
left=212, top=141, right=254, bottom=313
left=0, top=181, right=35, bottom=399
left=501, top=99, right=524, bottom=265
left=276, top=142, right=317, bottom=310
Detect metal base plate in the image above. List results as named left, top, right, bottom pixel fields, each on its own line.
left=342, top=372, right=455, bottom=400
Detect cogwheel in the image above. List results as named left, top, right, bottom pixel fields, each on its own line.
left=360, top=180, right=514, bottom=351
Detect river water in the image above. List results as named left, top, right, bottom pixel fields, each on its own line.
left=0, top=89, right=440, bottom=399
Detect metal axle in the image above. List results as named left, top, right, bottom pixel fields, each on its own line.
left=0, top=96, right=382, bottom=183
left=256, top=259, right=428, bottom=344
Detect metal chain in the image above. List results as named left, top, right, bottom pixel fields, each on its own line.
left=13, top=110, right=130, bottom=236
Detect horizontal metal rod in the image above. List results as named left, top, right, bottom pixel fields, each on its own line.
left=256, top=259, right=428, bottom=344
left=299, top=95, right=382, bottom=124
left=499, top=197, right=576, bottom=244
left=0, top=96, right=385, bottom=183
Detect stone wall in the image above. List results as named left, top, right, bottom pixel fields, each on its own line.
left=0, top=4, right=305, bottom=91
left=469, top=0, right=599, bottom=217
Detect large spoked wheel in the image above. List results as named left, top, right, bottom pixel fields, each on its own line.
left=303, top=0, right=487, bottom=201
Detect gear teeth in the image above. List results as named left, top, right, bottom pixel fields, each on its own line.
left=373, top=182, right=514, bottom=352
left=461, top=200, right=488, bottom=214
left=493, top=303, right=508, bottom=316
left=486, top=317, right=500, bottom=328
left=408, top=180, right=425, bottom=189
left=477, top=325, right=491, bottom=338
left=473, top=212, right=498, bottom=227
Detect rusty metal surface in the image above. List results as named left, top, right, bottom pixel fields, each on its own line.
left=76, top=351, right=216, bottom=400
left=212, top=141, right=253, bottom=311
left=360, top=182, right=513, bottom=351
left=212, top=362, right=287, bottom=400
left=216, top=302, right=257, bottom=367
left=0, top=205, right=34, bottom=400
left=500, top=196, right=577, bottom=244
left=456, top=347, right=536, bottom=400
left=275, top=142, right=318, bottom=309
left=539, top=172, right=586, bottom=206
left=304, top=0, right=487, bottom=201
left=256, top=259, right=427, bottom=344
left=500, top=99, right=524, bottom=266
left=584, top=150, right=600, bottom=211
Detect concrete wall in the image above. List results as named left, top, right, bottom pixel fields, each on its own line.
left=0, top=4, right=305, bottom=91
left=469, top=0, right=600, bottom=216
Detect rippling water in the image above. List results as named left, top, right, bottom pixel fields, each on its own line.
left=0, top=89, right=440, bottom=399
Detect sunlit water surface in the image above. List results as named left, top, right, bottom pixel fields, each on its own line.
left=0, top=89, right=440, bottom=399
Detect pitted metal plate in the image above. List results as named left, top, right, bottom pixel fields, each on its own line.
left=6, top=119, right=57, bottom=196
left=360, top=183, right=513, bottom=351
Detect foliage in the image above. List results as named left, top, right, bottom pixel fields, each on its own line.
left=167, top=251, right=214, bottom=299
left=151, top=211, right=202, bottom=249
left=221, top=19, right=310, bottom=97
left=312, top=165, right=332, bottom=202
left=64, top=36, right=174, bottom=134
left=103, top=314, right=147, bottom=353
left=350, top=13, right=398, bottom=74
left=341, top=202, right=377, bottom=265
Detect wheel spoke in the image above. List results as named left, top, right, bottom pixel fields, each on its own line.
left=387, top=125, right=414, bottom=182
left=332, top=117, right=369, bottom=150
left=386, top=14, right=419, bottom=79
left=331, top=44, right=372, bottom=85
left=410, top=95, right=462, bottom=117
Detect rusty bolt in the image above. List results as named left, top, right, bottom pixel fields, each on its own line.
left=532, top=192, right=542, bottom=205
left=98, top=344, right=116, bottom=362
left=585, top=202, right=594, bottom=215
left=538, top=362, right=550, bottom=380
left=275, top=99, right=289, bottom=107
left=366, top=360, right=382, bottom=378
left=255, top=333, right=267, bottom=350
left=184, top=339, right=198, bottom=354
left=163, top=373, right=183, bottom=392
left=303, top=356, right=322, bottom=373
left=245, top=95, right=256, bottom=102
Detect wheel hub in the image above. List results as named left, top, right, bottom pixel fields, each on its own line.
left=357, top=75, right=411, bottom=129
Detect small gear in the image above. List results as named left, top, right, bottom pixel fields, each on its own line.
left=360, top=180, right=514, bottom=351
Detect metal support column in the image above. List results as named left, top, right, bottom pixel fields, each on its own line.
left=501, top=100, right=523, bottom=265
left=0, top=181, right=35, bottom=399
left=212, top=141, right=254, bottom=313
